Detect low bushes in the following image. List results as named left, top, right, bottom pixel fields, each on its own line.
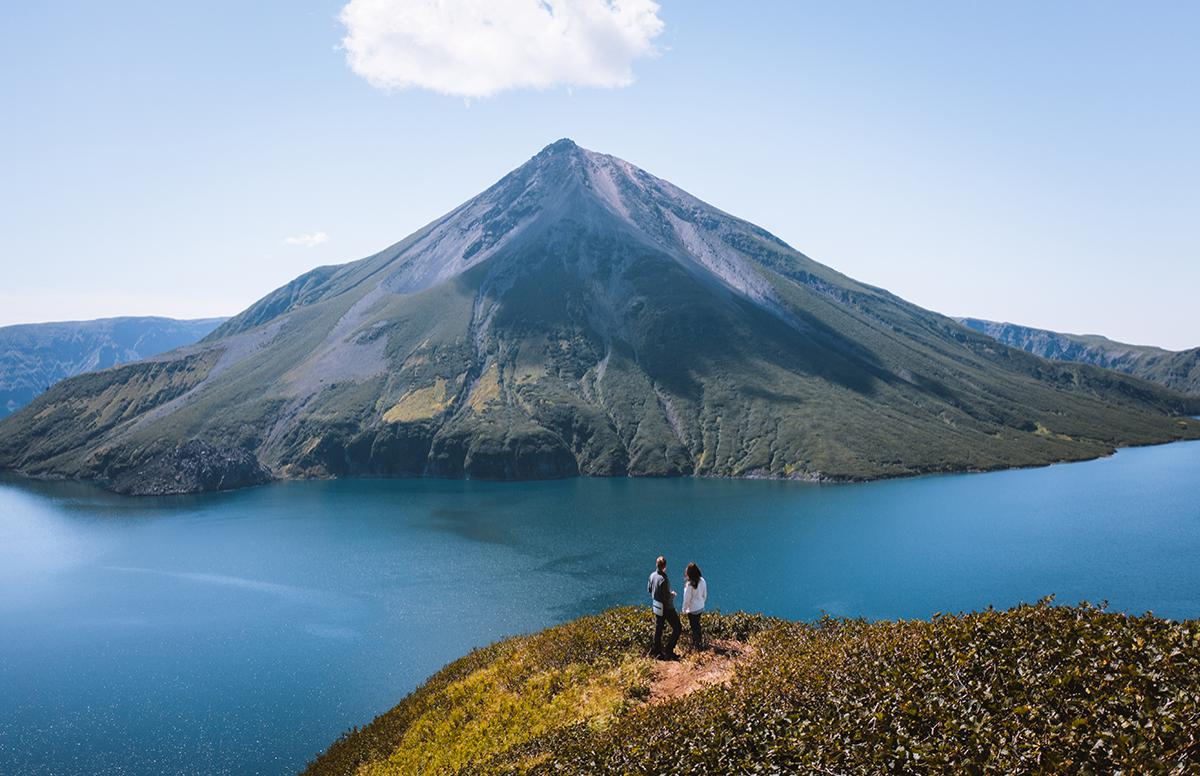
left=305, top=601, right=1200, bottom=775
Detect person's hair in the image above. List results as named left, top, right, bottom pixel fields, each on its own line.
left=656, top=555, right=666, bottom=571
left=686, top=562, right=701, bottom=587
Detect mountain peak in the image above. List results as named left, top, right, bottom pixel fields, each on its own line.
left=530, top=138, right=588, bottom=168
left=527, top=137, right=590, bottom=174
left=528, top=137, right=595, bottom=176
left=7, top=141, right=1197, bottom=494
left=370, top=137, right=794, bottom=306
left=540, top=137, right=580, bottom=153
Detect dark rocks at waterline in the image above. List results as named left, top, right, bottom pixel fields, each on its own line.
left=107, top=441, right=272, bottom=495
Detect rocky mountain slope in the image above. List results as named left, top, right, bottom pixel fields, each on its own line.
left=959, top=318, right=1200, bottom=396
left=1, top=140, right=1197, bottom=493
left=0, top=316, right=226, bottom=418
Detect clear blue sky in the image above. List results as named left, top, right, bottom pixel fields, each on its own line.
left=2, top=1, right=1197, bottom=349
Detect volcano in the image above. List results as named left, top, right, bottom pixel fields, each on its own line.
left=2, top=139, right=1196, bottom=494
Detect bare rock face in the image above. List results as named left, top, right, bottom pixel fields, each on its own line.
left=108, top=441, right=272, bottom=495
left=1, top=140, right=1198, bottom=494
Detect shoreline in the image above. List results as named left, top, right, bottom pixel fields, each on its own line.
left=3, top=432, right=1198, bottom=498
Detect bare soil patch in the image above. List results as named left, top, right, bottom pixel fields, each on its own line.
left=648, top=639, right=754, bottom=703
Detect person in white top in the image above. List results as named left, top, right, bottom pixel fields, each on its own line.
left=682, top=562, right=707, bottom=650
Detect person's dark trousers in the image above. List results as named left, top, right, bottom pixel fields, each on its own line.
left=688, top=612, right=702, bottom=649
left=655, top=608, right=682, bottom=657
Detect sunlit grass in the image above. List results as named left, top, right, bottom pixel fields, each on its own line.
left=306, top=603, right=1200, bottom=775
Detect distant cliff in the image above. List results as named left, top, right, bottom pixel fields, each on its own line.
left=0, top=316, right=226, bottom=418
left=958, top=319, right=1200, bottom=396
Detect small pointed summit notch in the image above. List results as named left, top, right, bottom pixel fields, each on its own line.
left=540, top=138, right=580, bottom=155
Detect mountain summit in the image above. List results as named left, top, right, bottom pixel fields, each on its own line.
left=2, top=141, right=1196, bottom=493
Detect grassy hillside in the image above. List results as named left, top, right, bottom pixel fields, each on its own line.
left=305, top=604, right=1200, bottom=775
left=960, top=318, right=1200, bottom=396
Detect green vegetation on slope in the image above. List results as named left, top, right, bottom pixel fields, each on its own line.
left=306, top=603, right=1200, bottom=775
left=960, top=318, right=1200, bottom=396
left=3, top=141, right=1199, bottom=493
left=0, top=315, right=226, bottom=418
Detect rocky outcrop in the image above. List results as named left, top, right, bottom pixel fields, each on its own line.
left=106, top=441, right=272, bottom=495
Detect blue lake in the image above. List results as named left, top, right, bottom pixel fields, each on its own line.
left=2, top=440, right=1199, bottom=775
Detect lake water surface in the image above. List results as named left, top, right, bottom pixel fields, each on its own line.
left=2, top=440, right=1199, bottom=775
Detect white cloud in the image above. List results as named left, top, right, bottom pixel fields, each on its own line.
left=284, top=232, right=329, bottom=248
left=338, top=0, right=665, bottom=98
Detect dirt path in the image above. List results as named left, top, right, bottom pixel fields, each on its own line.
left=648, top=639, right=754, bottom=703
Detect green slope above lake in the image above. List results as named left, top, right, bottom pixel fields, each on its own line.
left=1, top=140, right=1197, bottom=493
left=959, top=317, right=1200, bottom=396
left=304, top=604, right=1200, bottom=775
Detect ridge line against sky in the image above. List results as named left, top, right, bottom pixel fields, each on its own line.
left=0, top=1, right=1197, bottom=350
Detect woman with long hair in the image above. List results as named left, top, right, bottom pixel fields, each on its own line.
left=682, top=562, right=707, bottom=649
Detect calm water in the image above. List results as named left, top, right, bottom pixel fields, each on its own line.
left=1, top=440, right=1199, bottom=775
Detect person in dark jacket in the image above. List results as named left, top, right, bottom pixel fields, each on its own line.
left=647, top=555, right=681, bottom=659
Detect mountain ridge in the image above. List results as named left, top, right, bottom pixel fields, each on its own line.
left=958, top=318, right=1200, bottom=396
left=1, top=140, right=1197, bottom=493
left=0, top=316, right=227, bottom=419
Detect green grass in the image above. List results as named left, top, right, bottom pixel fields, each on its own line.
left=304, top=603, right=1200, bottom=775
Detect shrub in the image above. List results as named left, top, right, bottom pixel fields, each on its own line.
left=304, top=602, right=1200, bottom=775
